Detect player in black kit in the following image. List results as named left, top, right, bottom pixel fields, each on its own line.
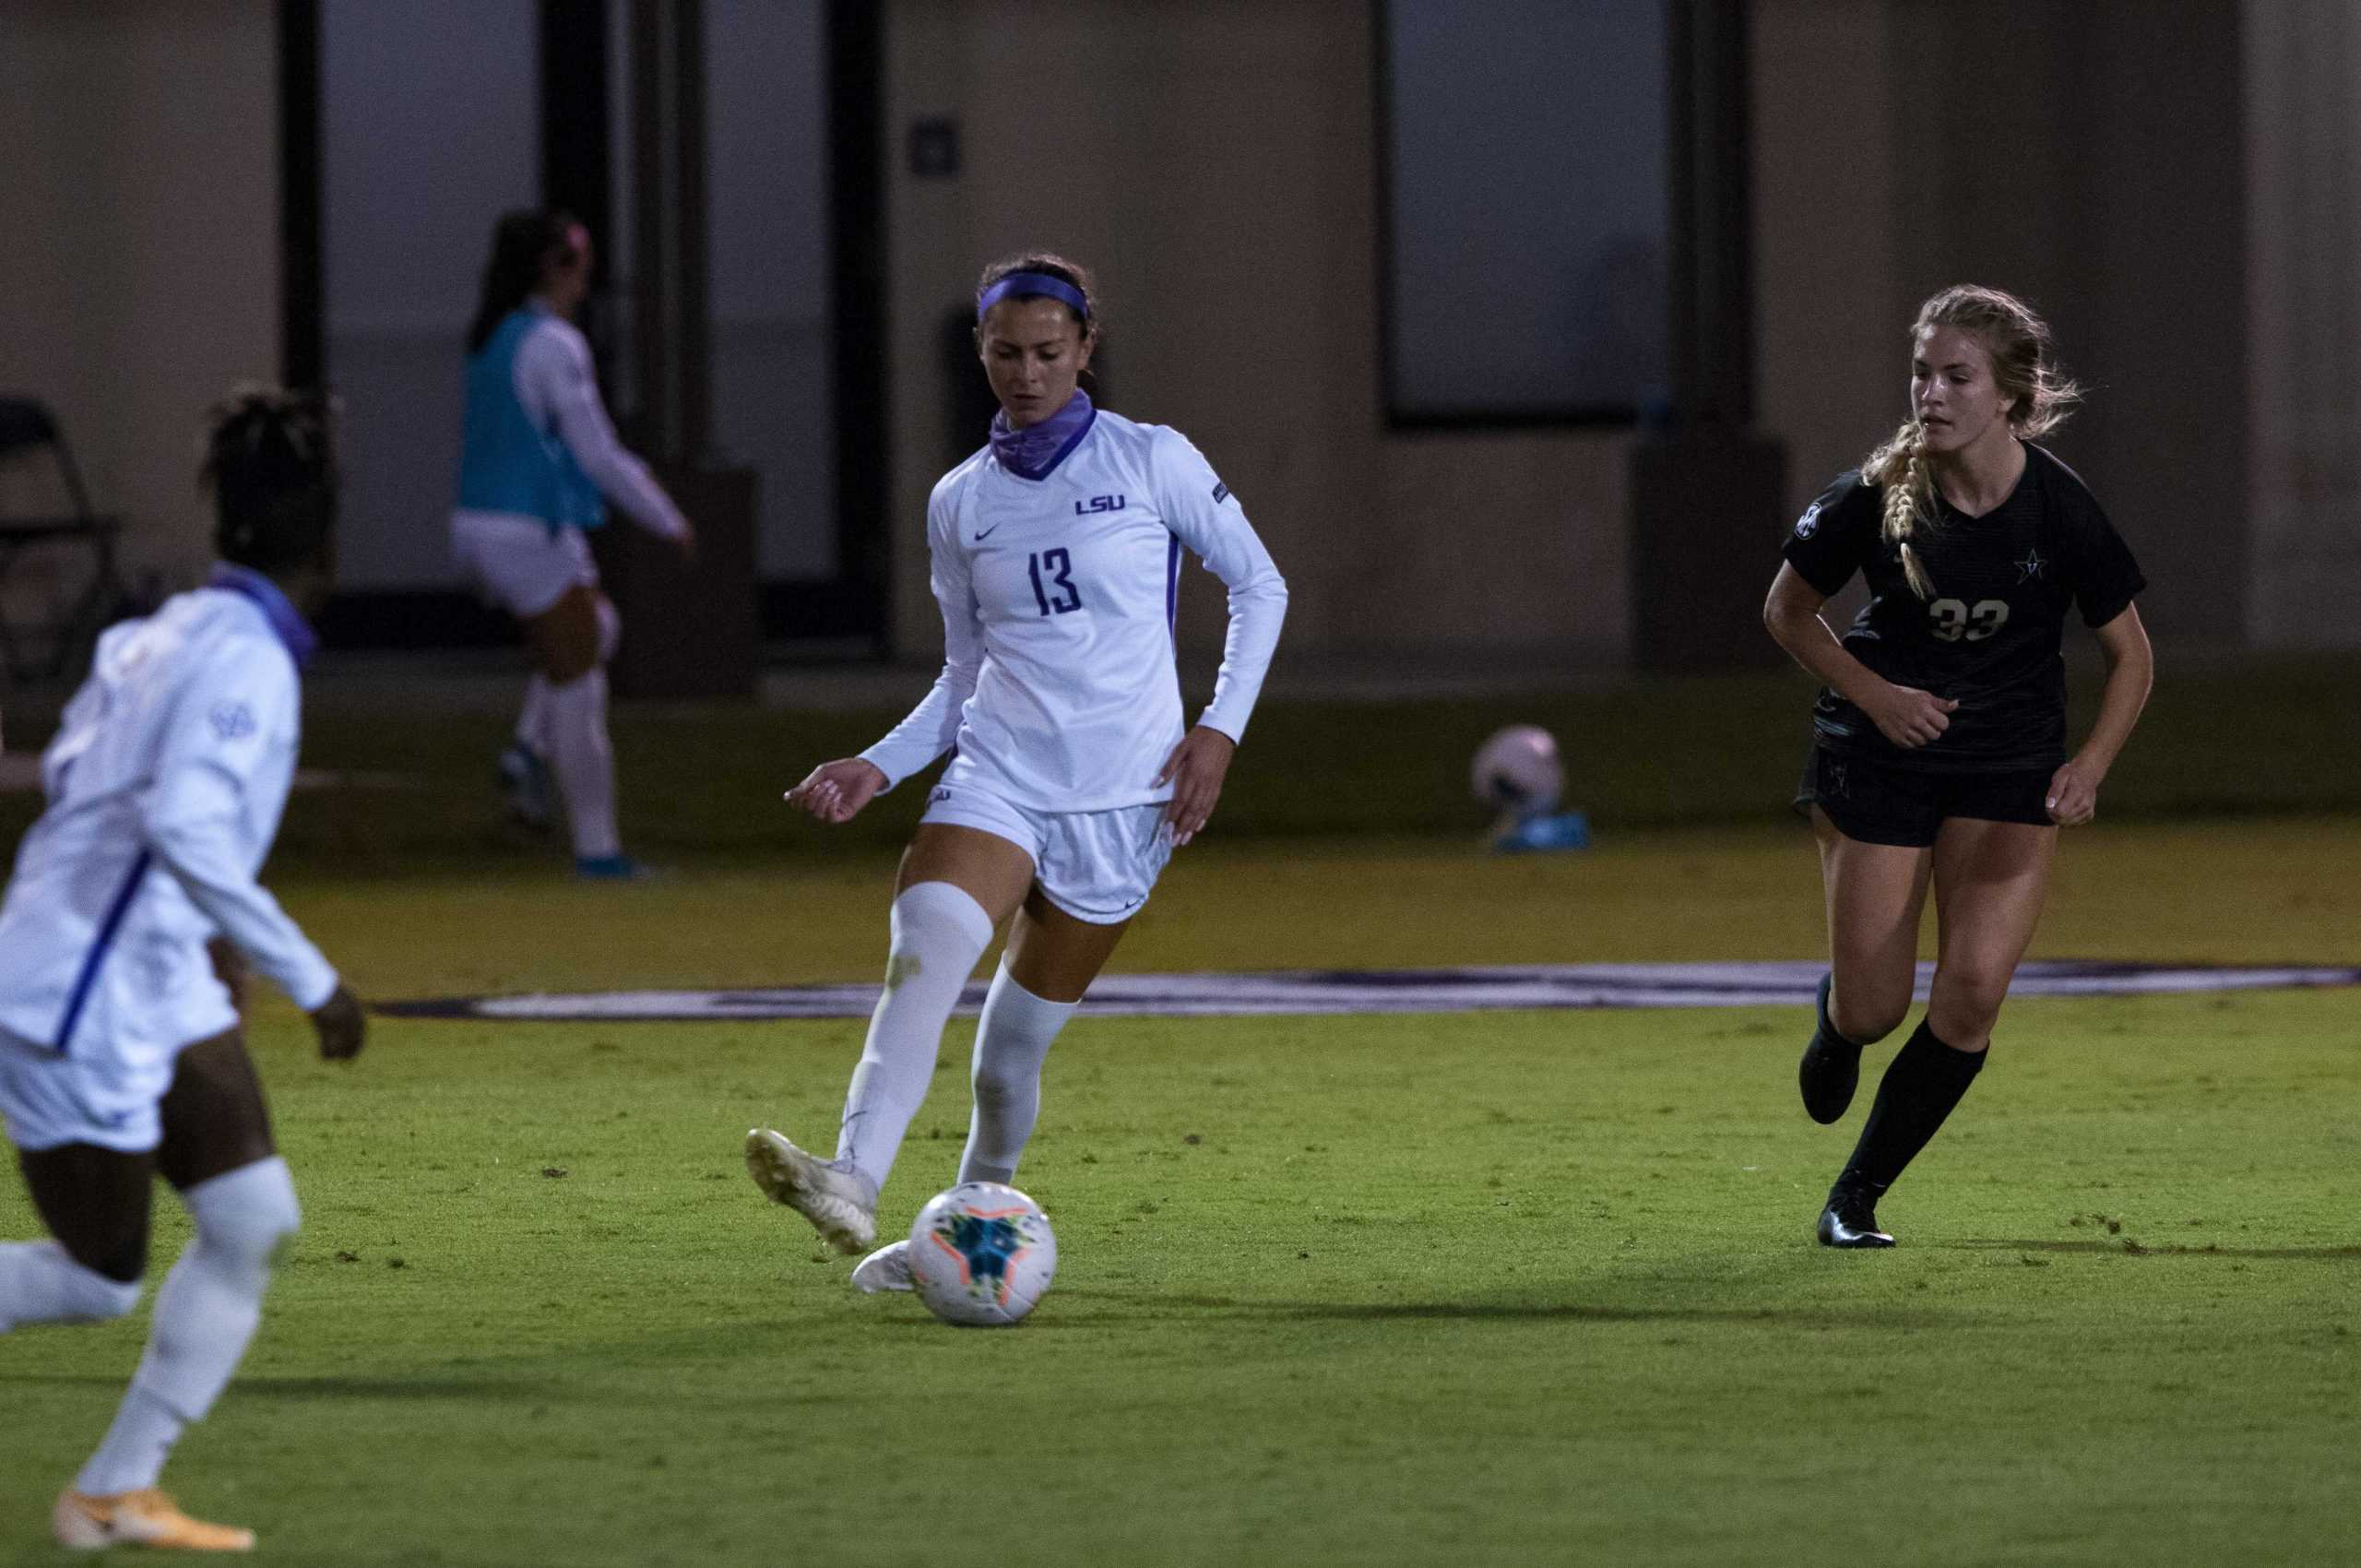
left=1762, top=284, right=2153, bottom=1248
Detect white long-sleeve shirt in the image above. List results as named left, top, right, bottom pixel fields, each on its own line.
left=0, top=577, right=337, bottom=1073
left=860, top=410, right=1287, bottom=812
left=457, top=304, right=686, bottom=540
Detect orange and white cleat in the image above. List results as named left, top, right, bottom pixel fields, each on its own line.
left=53, top=1489, right=255, bottom=1552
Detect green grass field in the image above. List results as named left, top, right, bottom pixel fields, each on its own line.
left=1, top=665, right=2357, bottom=1564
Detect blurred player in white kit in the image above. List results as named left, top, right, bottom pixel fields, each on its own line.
left=0, top=387, right=366, bottom=1552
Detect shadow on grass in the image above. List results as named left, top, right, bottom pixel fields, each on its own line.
left=0, top=1373, right=564, bottom=1401
left=1052, top=1289, right=1967, bottom=1328
left=1951, top=1240, right=2361, bottom=1261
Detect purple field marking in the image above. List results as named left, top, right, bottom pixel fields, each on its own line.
left=378, top=960, right=2361, bottom=1024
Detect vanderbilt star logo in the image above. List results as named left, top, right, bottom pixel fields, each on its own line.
left=2015, top=546, right=2046, bottom=582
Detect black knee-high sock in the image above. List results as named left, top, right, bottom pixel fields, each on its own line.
left=1812, top=971, right=1860, bottom=1052
left=1835, top=1018, right=1986, bottom=1196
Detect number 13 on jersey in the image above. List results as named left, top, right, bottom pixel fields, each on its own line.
left=1028, top=548, right=1082, bottom=616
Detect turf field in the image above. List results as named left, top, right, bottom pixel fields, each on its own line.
left=1, top=663, right=2357, bottom=1565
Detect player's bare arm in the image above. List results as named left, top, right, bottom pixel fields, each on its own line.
left=1153, top=725, right=1236, bottom=845
left=1763, top=563, right=1957, bottom=747
left=2047, top=601, right=2153, bottom=826
left=309, top=984, right=368, bottom=1062
left=785, top=757, right=890, bottom=825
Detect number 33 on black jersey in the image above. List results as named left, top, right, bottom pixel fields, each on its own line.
left=1782, top=445, right=2145, bottom=770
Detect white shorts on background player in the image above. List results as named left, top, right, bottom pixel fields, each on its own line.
left=448, top=312, right=686, bottom=618
left=859, top=408, right=1288, bottom=823
left=449, top=514, right=599, bottom=619
left=0, top=584, right=338, bottom=1153
left=919, top=784, right=1172, bottom=924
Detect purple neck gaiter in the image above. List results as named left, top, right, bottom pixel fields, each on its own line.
left=989, top=390, right=1096, bottom=481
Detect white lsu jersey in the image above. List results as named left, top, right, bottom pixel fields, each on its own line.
left=0, top=578, right=338, bottom=1093
left=861, top=409, right=1287, bottom=813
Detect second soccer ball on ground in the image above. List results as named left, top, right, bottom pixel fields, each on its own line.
left=1471, top=724, right=1564, bottom=819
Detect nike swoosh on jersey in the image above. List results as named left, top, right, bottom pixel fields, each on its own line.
left=974, top=523, right=1003, bottom=542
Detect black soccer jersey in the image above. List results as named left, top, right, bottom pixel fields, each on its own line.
left=1780, top=444, right=2145, bottom=772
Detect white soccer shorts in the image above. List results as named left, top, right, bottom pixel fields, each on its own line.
left=0, top=1028, right=181, bottom=1154
left=450, top=511, right=599, bottom=619
left=919, top=784, right=1173, bottom=925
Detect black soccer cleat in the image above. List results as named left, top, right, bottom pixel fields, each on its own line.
left=1816, top=1185, right=1895, bottom=1249
left=1797, top=972, right=1862, bottom=1125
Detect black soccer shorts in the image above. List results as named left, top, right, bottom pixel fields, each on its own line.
left=1793, top=745, right=2056, bottom=848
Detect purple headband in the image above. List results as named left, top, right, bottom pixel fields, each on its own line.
left=977, top=271, right=1089, bottom=321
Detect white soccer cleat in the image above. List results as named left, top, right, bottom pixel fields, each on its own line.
left=54, top=1489, right=255, bottom=1551
left=744, top=1128, right=876, bottom=1253
left=850, top=1239, right=914, bottom=1293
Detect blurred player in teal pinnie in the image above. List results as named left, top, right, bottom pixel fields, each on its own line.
left=450, top=209, right=696, bottom=879
left=0, top=387, right=369, bottom=1551
left=746, top=253, right=1287, bottom=1292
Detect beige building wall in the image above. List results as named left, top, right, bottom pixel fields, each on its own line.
left=0, top=0, right=281, bottom=608
left=882, top=0, right=1631, bottom=673
left=884, top=0, right=2253, bottom=673
left=2244, top=0, right=2361, bottom=647
left=1753, top=0, right=2248, bottom=647
left=1751, top=1, right=1908, bottom=528
left=0, top=1, right=2296, bottom=668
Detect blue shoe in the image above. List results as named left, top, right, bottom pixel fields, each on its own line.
left=574, top=853, right=648, bottom=881
left=498, top=742, right=554, bottom=832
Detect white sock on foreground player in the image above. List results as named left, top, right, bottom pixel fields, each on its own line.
left=959, top=962, right=1076, bottom=1186
left=853, top=958, right=1077, bottom=1292
left=72, top=1158, right=301, bottom=1498
left=749, top=880, right=995, bottom=1252
left=0, top=1241, right=144, bottom=1330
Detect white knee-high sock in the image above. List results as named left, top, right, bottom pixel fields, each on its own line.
left=835, top=882, right=996, bottom=1195
left=958, top=963, right=1077, bottom=1186
left=545, top=667, right=620, bottom=860
left=516, top=674, right=552, bottom=755
left=0, top=1241, right=142, bottom=1333
left=75, top=1158, right=300, bottom=1498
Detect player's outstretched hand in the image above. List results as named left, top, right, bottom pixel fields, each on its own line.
left=2045, top=757, right=2102, bottom=826
left=785, top=758, right=888, bottom=825
left=310, top=984, right=367, bottom=1063
left=1865, top=683, right=1958, bottom=749
left=1155, top=726, right=1237, bottom=847
left=672, top=519, right=698, bottom=563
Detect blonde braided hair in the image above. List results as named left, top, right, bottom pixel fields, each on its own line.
left=1860, top=285, right=2083, bottom=599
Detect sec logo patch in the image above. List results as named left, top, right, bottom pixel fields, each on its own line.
left=210, top=702, right=256, bottom=742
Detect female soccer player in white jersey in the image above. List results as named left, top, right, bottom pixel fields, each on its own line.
left=0, top=388, right=367, bottom=1551
left=745, top=254, right=1287, bottom=1290
left=1765, top=285, right=2153, bottom=1249
left=450, top=208, right=695, bottom=878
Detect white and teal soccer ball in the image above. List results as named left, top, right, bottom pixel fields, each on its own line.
left=1471, top=724, right=1563, bottom=819
left=908, top=1182, right=1058, bottom=1327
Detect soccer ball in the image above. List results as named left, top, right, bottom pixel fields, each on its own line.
left=908, top=1182, right=1058, bottom=1327
left=1470, top=725, right=1563, bottom=819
